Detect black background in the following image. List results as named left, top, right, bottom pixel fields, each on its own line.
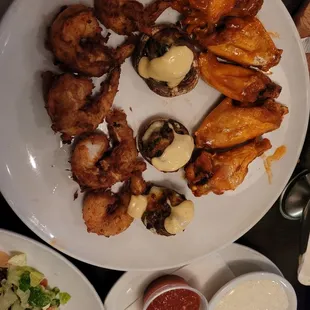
left=1, top=0, right=309, bottom=309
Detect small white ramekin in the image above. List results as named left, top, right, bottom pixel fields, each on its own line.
left=208, top=272, right=297, bottom=310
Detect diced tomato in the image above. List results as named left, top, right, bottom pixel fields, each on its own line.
left=40, top=278, right=48, bottom=287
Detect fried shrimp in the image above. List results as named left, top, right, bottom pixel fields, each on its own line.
left=94, top=0, right=172, bottom=35
left=94, top=0, right=143, bottom=35
left=43, top=67, right=120, bottom=143
left=83, top=189, right=133, bottom=237
left=130, top=171, right=147, bottom=195
left=49, top=4, right=115, bottom=76
left=71, top=109, right=147, bottom=190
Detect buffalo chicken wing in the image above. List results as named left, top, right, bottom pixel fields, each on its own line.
left=174, top=0, right=263, bottom=36
left=229, top=0, right=263, bottom=17
left=199, top=52, right=281, bottom=102
left=185, top=138, right=272, bottom=196
left=202, top=17, right=282, bottom=71
left=195, top=97, right=288, bottom=149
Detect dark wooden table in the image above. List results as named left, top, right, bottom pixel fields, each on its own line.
left=0, top=0, right=309, bottom=309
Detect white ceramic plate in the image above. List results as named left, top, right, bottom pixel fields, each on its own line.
left=104, top=243, right=283, bottom=309
left=0, top=229, right=104, bottom=310
left=0, top=0, right=309, bottom=270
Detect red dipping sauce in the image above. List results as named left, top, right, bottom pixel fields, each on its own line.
left=143, top=275, right=206, bottom=310
left=147, top=288, right=201, bottom=310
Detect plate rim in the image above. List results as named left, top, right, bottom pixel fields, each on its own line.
left=103, top=243, right=283, bottom=309
left=0, top=0, right=309, bottom=271
left=0, top=228, right=105, bottom=310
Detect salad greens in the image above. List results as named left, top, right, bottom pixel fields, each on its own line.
left=0, top=253, right=71, bottom=310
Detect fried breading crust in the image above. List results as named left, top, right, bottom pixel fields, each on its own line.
left=94, top=0, right=172, bottom=35
left=49, top=5, right=114, bottom=76
left=185, top=139, right=272, bottom=196
left=71, top=109, right=146, bottom=190
left=43, top=67, right=120, bottom=143
left=83, top=190, right=133, bottom=237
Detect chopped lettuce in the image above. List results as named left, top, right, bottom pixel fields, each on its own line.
left=30, top=270, right=44, bottom=287
left=59, top=292, right=71, bottom=305
left=28, top=286, right=52, bottom=308
left=0, top=279, right=11, bottom=293
left=19, top=271, right=31, bottom=292
left=16, top=288, right=30, bottom=308
left=0, top=288, right=18, bottom=310
left=7, top=266, right=24, bottom=287
left=8, top=266, right=45, bottom=291
left=1, top=253, right=70, bottom=309
left=51, top=298, right=60, bottom=307
left=11, top=300, right=24, bottom=310
left=8, top=254, right=27, bottom=267
left=52, top=287, right=60, bottom=295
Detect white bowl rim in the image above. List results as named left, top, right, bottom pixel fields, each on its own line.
left=142, top=283, right=209, bottom=310
left=208, top=271, right=297, bottom=310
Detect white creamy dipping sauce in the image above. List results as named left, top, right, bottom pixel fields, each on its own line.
left=214, top=279, right=289, bottom=310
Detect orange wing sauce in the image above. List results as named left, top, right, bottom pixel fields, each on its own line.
left=268, top=31, right=280, bottom=39
left=264, top=145, right=287, bottom=184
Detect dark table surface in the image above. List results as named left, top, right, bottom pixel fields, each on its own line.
left=1, top=0, right=309, bottom=309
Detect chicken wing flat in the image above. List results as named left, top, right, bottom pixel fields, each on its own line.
left=174, top=0, right=262, bottom=36
left=177, top=0, right=235, bottom=35
left=94, top=0, right=171, bottom=35
left=229, top=0, right=263, bottom=17
left=199, top=52, right=281, bottom=102
left=205, top=0, right=236, bottom=24
left=43, top=67, right=120, bottom=143
left=185, top=138, right=271, bottom=196
left=195, top=97, right=288, bottom=149
left=201, top=17, right=282, bottom=71
left=181, top=0, right=236, bottom=24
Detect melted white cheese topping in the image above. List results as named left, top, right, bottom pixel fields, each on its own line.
left=138, top=45, right=194, bottom=88
left=127, top=195, right=148, bottom=219
left=127, top=187, right=165, bottom=219
left=151, top=125, right=194, bottom=172
left=164, top=200, right=194, bottom=234
left=142, top=121, right=164, bottom=142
